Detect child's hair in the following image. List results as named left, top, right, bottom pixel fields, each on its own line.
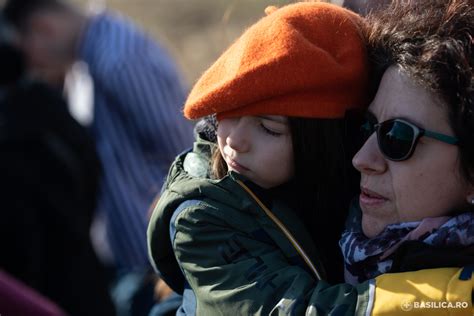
left=290, top=116, right=360, bottom=283
left=210, top=147, right=227, bottom=179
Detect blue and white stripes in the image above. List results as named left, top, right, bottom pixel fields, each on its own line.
left=79, top=12, right=193, bottom=270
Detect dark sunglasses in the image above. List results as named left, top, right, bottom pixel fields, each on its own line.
left=361, top=116, right=459, bottom=161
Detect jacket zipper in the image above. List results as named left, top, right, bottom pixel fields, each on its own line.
left=236, top=180, right=322, bottom=280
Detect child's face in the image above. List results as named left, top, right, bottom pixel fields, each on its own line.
left=217, top=115, right=294, bottom=188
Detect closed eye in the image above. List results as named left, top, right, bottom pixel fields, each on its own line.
left=260, top=123, right=282, bottom=136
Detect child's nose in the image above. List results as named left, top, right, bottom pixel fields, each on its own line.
left=227, top=121, right=250, bottom=153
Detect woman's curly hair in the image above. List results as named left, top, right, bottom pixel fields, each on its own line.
left=365, top=0, right=474, bottom=184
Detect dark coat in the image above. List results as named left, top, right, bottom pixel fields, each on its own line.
left=0, top=81, right=115, bottom=316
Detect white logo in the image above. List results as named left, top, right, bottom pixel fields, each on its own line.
left=400, top=300, right=413, bottom=312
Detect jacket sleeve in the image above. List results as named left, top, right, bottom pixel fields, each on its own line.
left=172, top=202, right=473, bottom=316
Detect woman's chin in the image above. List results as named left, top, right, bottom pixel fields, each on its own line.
left=361, top=216, right=385, bottom=238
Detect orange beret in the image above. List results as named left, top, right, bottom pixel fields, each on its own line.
left=184, top=2, right=369, bottom=120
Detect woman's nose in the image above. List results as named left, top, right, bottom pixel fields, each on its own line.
left=352, top=133, right=387, bottom=175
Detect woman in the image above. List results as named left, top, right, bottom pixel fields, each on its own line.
left=340, top=0, right=474, bottom=286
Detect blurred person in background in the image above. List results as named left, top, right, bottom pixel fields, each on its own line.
left=0, top=16, right=114, bottom=316
left=2, top=0, right=194, bottom=315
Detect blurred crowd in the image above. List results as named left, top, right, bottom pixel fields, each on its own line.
left=0, top=0, right=194, bottom=315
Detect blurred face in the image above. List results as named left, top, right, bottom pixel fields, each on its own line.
left=19, top=11, right=75, bottom=86
left=217, top=115, right=294, bottom=189
left=352, top=66, right=472, bottom=238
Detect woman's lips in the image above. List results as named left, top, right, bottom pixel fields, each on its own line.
left=359, top=187, right=388, bottom=207
left=227, top=159, right=249, bottom=173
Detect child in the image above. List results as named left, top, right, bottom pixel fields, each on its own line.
left=148, top=3, right=369, bottom=314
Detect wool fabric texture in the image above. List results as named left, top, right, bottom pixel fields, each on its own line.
left=183, top=2, right=369, bottom=120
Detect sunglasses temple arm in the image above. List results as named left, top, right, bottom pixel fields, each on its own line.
left=424, top=130, right=459, bottom=145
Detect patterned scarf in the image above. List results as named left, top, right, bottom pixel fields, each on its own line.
left=339, top=201, right=474, bottom=285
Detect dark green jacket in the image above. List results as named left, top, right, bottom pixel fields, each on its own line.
left=147, top=136, right=473, bottom=315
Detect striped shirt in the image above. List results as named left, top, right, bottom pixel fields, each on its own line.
left=78, top=12, right=194, bottom=270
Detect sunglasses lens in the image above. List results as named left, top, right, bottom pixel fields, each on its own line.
left=378, top=120, right=415, bottom=160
